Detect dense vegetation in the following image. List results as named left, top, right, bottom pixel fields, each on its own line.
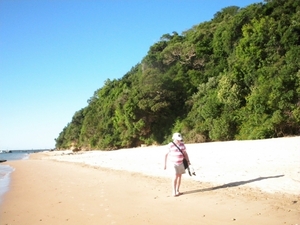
left=55, top=0, right=300, bottom=150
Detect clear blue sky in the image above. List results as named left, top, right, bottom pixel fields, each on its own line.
left=0, top=0, right=262, bottom=150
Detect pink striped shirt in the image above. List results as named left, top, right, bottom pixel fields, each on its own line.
left=168, top=142, right=186, bottom=165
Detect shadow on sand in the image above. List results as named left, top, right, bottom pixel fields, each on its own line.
left=184, top=175, right=284, bottom=195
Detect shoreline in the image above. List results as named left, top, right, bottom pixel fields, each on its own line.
left=0, top=164, right=14, bottom=205
left=0, top=151, right=34, bottom=205
left=0, top=136, right=299, bottom=224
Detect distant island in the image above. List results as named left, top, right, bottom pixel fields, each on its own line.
left=0, top=149, right=52, bottom=153
left=0, top=150, right=12, bottom=153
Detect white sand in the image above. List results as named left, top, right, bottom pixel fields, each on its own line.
left=46, top=136, right=300, bottom=196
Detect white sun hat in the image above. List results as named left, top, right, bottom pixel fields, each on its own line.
left=172, top=132, right=183, bottom=141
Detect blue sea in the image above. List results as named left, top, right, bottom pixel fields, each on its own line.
left=0, top=150, right=48, bottom=205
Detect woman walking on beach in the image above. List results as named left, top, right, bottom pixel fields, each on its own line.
left=164, top=132, right=191, bottom=197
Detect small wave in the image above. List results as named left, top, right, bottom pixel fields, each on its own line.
left=0, top=164, right=14, bottom=204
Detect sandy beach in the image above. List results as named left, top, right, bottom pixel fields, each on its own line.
left=0, top=136, right=299, bottom=224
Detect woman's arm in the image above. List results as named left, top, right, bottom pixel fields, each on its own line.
left=164, top=152, right=169, bottom=170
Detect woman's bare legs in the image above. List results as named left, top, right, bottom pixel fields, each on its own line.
left=172, top=174, right=182, bottom=196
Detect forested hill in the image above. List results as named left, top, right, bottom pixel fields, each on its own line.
left=55, top=0, right=300, bottom=150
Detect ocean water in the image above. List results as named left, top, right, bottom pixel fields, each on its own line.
left=0, top=150, right=47, bottom=205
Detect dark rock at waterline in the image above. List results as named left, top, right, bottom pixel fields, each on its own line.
left=0, top=159, right=7, bottom=163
